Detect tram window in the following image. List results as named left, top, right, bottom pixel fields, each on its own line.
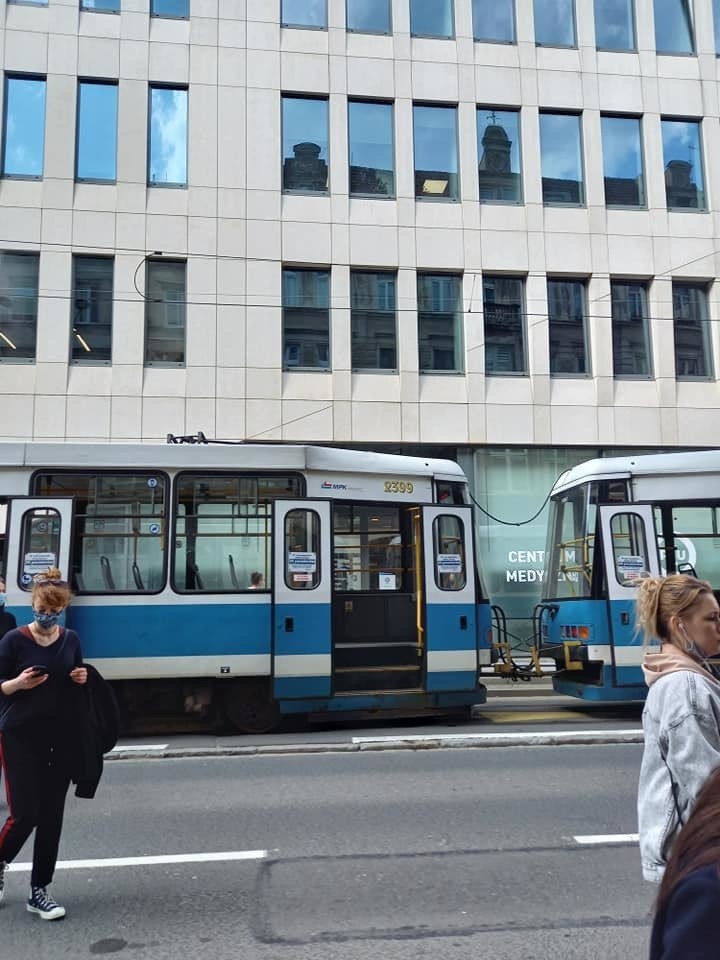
left=174, top=474, right=301, bottom=592
left=17, top=508, right=61, bottom=590
left=433, top=514, right=466, bottom=590
left=0, top=501, right=6, bottom=577
left=333, top=504, right=404, bottom=591
left=285, top=509, right=320, bottom=590
left=609, top=513, right=650, bottom=586
left=33, top=472, right=167, bottom=593
left=664, top=505, right=720, bottom=585
left=436, top=481, right=466, bottom=505
left=546, top=486, right=593, bottom=598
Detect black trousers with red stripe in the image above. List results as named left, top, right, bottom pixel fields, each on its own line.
left=0, top=726, right=71, bottom=888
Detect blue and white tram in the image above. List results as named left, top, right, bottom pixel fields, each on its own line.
left=538, top=449, right=720, bottom=701
left=0, top=440, right=492, bottom=731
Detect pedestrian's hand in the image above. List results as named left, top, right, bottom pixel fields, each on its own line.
left=18, top=667, right=48, bottom=690
left=69, top=667, right=88, bottom=685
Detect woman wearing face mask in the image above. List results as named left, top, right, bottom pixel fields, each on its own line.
left=636, top=574, right=720, bottom=885
left=0, top=578, right=17, bottom=640
left=0, top=567, right=87, bottom=920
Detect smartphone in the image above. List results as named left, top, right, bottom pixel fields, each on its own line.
left=29, top=665, right=49, bottom=676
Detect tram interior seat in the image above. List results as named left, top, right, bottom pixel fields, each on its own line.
left=192, top=562, right=204, bottom=590
left=100, top=555, right=115, bottom=591
left=228, top=554, right=239, bottom=589
left=132, top=562, right=145, bottom=591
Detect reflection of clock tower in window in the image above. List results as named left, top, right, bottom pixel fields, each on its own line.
left=478, top=116, right=520, bottom=202
left=479, top=122, right=512, bottom=174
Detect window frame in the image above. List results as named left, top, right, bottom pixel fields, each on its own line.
left=282, top=267, right=331, bottom=372
left=150, top=0, right=190, bottom=18
left=280, top=0, right=328, bottom=30
left=653, top=0, right=695, bottom=56
left=144, top=258, right=187, bottom=368
left=79, top=0, right=121, bottom=13
left=346, top=0, right=392, bottom=34
left=539, top=111, right=586, bottom=207
left=610, top=279, right=654, bottom=379
left=547, top=277, right=592, bottom=378
left=70, top=255, right=114, bottom=366
left=1, top=74, right=46, bottom=181
left=147, top=84, right=188, bottom=188
left=482, top=274, right=528, bottom=376
left=476, top=106, right=523, bottom=205
left=348, top=98, right=395, bottom=199
left=600, top=113, right=646, bottom=210
left=75, top=79, right=119, bottom=184
left=593, top=0, right=637, bottom=52
left=672, top=281, right=713, bottom=381
left=533, top=0, right=577, bottom=48
left=281, top=94, right=330, bottom=195
left=30, top=469, right=171, bottom=596
left=350, top=269, right=398, bottom=373
left=0, top=250, right=40, bottom=364
left=417, top=272, right=464, bottom=375
left=413, top=102, right=460, bottom=202
left=472, top=0, right=517, bottom=44
left=661, top=116, right=706, bottom=212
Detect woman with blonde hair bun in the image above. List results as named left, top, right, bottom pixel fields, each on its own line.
left=636, top=573, right=720, bottom=884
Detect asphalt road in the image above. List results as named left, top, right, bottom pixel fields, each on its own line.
left=0, top=742, right=653, bottom=960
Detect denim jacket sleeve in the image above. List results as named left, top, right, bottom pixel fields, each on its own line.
left=639, top=672, right=720, bottom=883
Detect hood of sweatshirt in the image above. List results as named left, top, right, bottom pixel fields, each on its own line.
left=642, top=643, right=720, bottom=688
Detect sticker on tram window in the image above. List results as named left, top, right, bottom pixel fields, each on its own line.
left=293, top=573, right=313, bottom=583
left=437, top=554, right=462, bottom=574
left=379, top=572, right=396, bottom=590
left=24, top=552, right=57, bottom=577
left=288, top=552, right=317, bottom=574
left=384, top=481, right=414, bottom=494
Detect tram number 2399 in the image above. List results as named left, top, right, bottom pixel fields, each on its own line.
left=384, top=480, right=414, bottom=494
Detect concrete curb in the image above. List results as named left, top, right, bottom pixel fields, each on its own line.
left=107, top=728, right=644, bottom=761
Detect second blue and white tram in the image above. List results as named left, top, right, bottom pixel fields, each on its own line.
left=0, top=439, right=492, bottom=730
left=539, top=449, right=720, bottom=701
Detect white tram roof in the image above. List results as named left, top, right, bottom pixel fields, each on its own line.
left=0, top=441, right=466, bottom=481
left=551, top=449, right=720, bottom=496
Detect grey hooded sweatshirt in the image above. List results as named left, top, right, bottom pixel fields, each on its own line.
left=638, top=645, right=720, bottom=882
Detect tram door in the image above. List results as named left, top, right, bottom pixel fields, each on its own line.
left=272, top=500, right=332, bottom=700
left=422, top=505, right=478, bottom=691
left=4, top=498, right=73, bottom=609
left=599, top=504, right=660, bottom=685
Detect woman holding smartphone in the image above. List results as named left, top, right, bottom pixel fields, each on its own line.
left=0, top=568, right=87, bottom=920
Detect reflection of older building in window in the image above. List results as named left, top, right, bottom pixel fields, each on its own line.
left=418, top=274, right=462, bottom=371
left=665, top=159, right=700, bottom=208
left=349, top=165, right=393, bottom=196
left=483, top=276, right=525, bottom=374
left=604, top=176, right=644, bottom=207
left=673, top=282, right=711, bottom=378
left=547, top=280, right=588, bottom=375
left=478, top=122, right=521, bottom=202
left=542, top=177, right=582, bottom=204
left=282, top=269, right=330, bottom=370
left=283, top=142, right=328, bottom=192
left=351, top=272, right=397, bottom=370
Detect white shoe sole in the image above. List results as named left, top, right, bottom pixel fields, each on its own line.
left=27, top=903, right=66, bottom=920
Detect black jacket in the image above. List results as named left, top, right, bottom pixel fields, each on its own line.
left=649, top=864, right=720, bottom=960
left=0, top=608, right=16, bottom=640
left=70, top=663, right=120, bottom=799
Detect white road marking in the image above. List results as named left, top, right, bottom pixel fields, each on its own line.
left=8, top=850, right=267, bottom=872
left=109, top=744, right=169, bottom=753
left=574, top=834, right=639, bottom=845
left=352, top=729, right=640, bottom=744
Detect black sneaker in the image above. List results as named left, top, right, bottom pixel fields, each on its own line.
left=27, top=886, right=66, bottom=920
left=0, top=861, right=6, bottom=905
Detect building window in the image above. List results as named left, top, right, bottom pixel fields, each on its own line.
left=2, top=76, right=46, bottom=179
left=80, top=0, right=120, bottom=11
left=483, top=275, right=526, bottom=375
left=417, top=273, right=463, bottom=373
left=413, top=104, right=458, bottom=200
left=611, top=280, right=652, bottom=378
left=148, top=86, right=188, bottom=187
left=281, top=0, right=326, bottom=28
left=601, top=115, right=645, bottom=208
left=410, top=0, right=454, bottom=39
left=282, top=269, right=330, bottom=371
left=0, top=253, right=39, bottom=362
left=473, top=0, right=515, bottom=42
left=76, top=81, right=118, bottom=183
left=594, top=0, right=635, bottom=50
left=477, top=108, right=522, bottom=203
left=151, top=0, right=189, bottom=16
left=673, top=282, right=712, bottom=379
left=348, top=100, right=394, bottom=198
left=654, top=0, right=694, bottom=54
left=145, top=260, right=186, bottom=366
left=351, top=271, right=397, bottom=371
left=539, top=113, right=584, bottom=205
left=662, top=119, right=705, bottom=210
left=347, top=0, right=391, bottom=33
left=71, top=257, right=113, bottom=365
left=534, top=0, right=576, bottom=46
left=547, top=279, right=589, bottom=376
left=282, top=96, right=329, bottom=193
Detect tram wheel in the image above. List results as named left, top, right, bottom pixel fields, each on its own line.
left=223, top=681, right=281, bottom=734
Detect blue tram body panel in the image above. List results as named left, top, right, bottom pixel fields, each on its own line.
left=65, top=602, right=272, bottom=660
left=425, top=601, right=478, bottom=692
